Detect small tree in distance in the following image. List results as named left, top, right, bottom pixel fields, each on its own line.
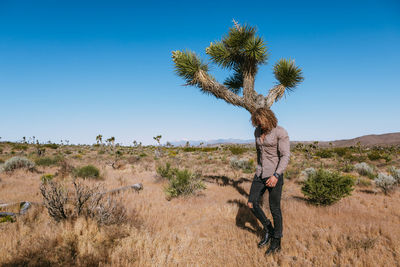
left=172, top=20, right=304, bottom=113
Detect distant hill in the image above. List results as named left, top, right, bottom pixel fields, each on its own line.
left=168, top=132, right=400, bottom=147
left=293, top=132, right=400, bottom=147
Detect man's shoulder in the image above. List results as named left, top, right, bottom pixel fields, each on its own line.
left=275, top=125, right=289, bottom=136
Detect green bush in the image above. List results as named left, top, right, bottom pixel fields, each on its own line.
left=40, top=173, right=55, bottom=183
left=35, top=156, right=62, bottom=166
left=12, top=143, right=28, bottom=151
left=156, top=162, right=177, bottom=180
left=229, top=145, right=247, bottom=155
left=74, top=165, right=100, bottom=179
left=0, top=215, right=15, bottom=223
left=42, top=143, right=59, bottom=149
left=201, top=147, right=218, bottom=152
left=315, top=149, right=333, bottom=158
left=333, top=147, right=348, bottom=157
left=164, top=168, right=206, bottom=199
left=183, top=147, right=198, bottom=152
left=301, top=168, right=355, bottom=205
left=341, top=163, right=354, bottom=173
left=139, top=152, right=147, bottom=158
left=367, top=150, right=382, bottom=161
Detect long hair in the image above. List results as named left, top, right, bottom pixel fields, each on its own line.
left=251, top=107, right=278, bottom=134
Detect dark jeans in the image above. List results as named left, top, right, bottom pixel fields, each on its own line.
left=248, top=173, right=284, bottom=238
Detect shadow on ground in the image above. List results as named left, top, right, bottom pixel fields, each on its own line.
left=203, top=175, right=251, bottom=198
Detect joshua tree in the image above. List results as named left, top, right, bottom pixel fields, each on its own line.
left=106, top=137, right=115, bottom=147
left=96, top=134, right=103, bottom=145
left=172, top=20, right=304, bottom=114
left=153, top=135, right=163, bottom=158
left=153, top=135, right=162, bottom=146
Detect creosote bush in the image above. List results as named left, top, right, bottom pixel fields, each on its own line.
left=156, top=162, right=176, bottom=180
left=74, top=165, right=100, bottom=179
left=157, top=162, right=206, bottom=199
left=165, top=169, right=206, bottom=199
left=1, top=156, right=35, bottom=172
left=301, top=168, right=355, bottom=205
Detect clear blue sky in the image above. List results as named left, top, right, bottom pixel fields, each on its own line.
left=1, top=0, right=399, bottom=145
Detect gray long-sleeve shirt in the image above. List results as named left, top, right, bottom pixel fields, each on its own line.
left=254, top=125, right=291, bottom=178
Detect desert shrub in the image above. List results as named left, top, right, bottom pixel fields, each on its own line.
left=341, top=163, right=354, bottom=173
left=333, top=147, right=348, bottom=157
left=367, top=150, right=382, bottom=161
left=381, top=153, right=392, bottom=163
left=12, top=143, right=28, bottom=151
left=300, top=167, right=316, bottom=179
left=229, top=145, right=247, bottom=155
left=40, top=179, right=126, bottom=225
left=1, top=156, right=35, bottom=172
left=183, top=146, right=198, bottom=152
left=301, top=168, right=355, bottom=205
left=0, top=215, right=15, bottom=223
left=164, top=168, right=206, bottom=199
left=40, top=181, right=68, bottom=221
left=354, top=162, right=374, bottom=178
left=156, top=162, right=177, bottom=180
left=56, top=159, right=74, bottom=178
left=41, top=173, right=55, bottom=183
left=344, top=153, right=367, bottom=162
left=374, top=173, right=396, bottom=195
left=42, top=143, right=59, bottom=149
left=139, top=152, right=147, bottom=158
left=74, top=165, right=100, bottom=179
left=389, top=166, right=400, bottom=183
left=201, top=147, right=218, bottom=152
left=35, top=155, right=62, bottom=166
left=315, top=149, right=333, bottom=158
left=230, top=157, right=255, bottom=173
left=168, top=150, right=178, bottom=157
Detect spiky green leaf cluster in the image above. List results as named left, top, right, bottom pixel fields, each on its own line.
left=273, top=59, right=304, bottom=90
left=172, top=50, right=209, bottom=83
left=206, top=24, right=268, bottom=92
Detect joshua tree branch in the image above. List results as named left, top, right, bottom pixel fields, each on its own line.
left=264, top=84, right=286, bottom=108
left=192, top=70, right=243, bottom=105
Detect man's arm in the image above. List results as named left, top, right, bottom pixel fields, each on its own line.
left=255, top=127, right=262, bottom=177
left=275, top=127, right=291, bottom=176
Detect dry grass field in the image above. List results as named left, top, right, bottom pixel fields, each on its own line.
left=0, top=142, right=399, bottom=266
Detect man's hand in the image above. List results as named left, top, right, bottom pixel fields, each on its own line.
left=265, top=175, right=278, bottom=187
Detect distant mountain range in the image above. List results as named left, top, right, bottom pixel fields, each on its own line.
left=167, top=132, right=400, bottom=147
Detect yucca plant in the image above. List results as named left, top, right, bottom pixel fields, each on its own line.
left=172, top=20, right=304, bottom=113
